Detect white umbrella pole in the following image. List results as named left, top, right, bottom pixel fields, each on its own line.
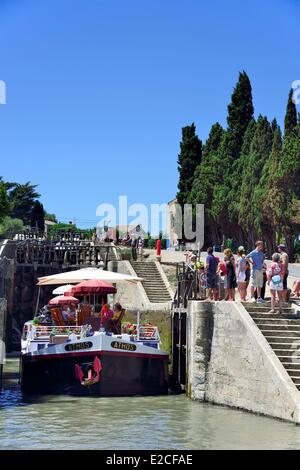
left=35, top=286, right=41, bottom=315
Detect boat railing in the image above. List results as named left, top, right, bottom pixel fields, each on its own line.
left=30, top=325, right=83, bottom=340
left=137, top=325, right=160, bottom=342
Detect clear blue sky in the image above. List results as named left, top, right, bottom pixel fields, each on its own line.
left=0, top=0, right=299, bottom=229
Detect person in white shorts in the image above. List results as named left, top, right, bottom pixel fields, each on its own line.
left=236, top=246, right=247, bottom=301
left=267, top=252, right=284, bottom=314
left=246, top=241, right=265, bottom=303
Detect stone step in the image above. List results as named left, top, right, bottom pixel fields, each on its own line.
left=287, top=369, right=300, bottom=377
left=253, top=317, right=300, bottom=323
left=134, top=271, right=160, bottom=274
left=148, top=292, right=171, bottom=299
left=250, top=313, right=297, bottom=319
left=144, top=284, right=168, bottom=288
left=143, top=289, right=169, bottom=293
left=261, top=330, right=300, bottom=337
left=282, top=363, right=300, bottom=370
left=257, top=324, right=300, bottom=331
left=247, top=307, right=293, bottom=313
left=141, top=281, right=166, bottom=286
left=265, top=336, right=300, bottom=344
left=145, top=292, right=170, bottom=296
left=130, top=260, right=172, bottom=303
left=276, top=355, right=300, bottom=363
left=269, top=342, right=300, bottom=350
left=273, top=349, right=300, bottom=357
left=289, top=377, right=300, bottom=385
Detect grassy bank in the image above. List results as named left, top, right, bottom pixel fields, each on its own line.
left=123, top=309, right=171, bottom=353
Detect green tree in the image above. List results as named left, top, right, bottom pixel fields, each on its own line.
left=212, top=71, right=254, bottom=241
left=31, top=200, right=45, bottom=231
left=227, top=70, right=254, bottom=158
left=284, top=89, right=298, bottom=137
left=238, top=115, right=273, bottom=245
left=227, top=118, right=257, bottom=246
left=177, top=123, right=202, bottom=207
left=189, top=123, right=224, bottom=244
left=0, top=178, right=10, bottom=222
left=44, top=212, right=58, bottom=223
left=277, top=117, right=300, bottom=256
left=0, top=216, right=24, bottom=238
left=254, top=125, right=283, bottom=251
left=8, top=182, right=40, bottom=225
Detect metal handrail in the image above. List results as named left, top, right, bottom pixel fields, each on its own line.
left=138, top=325, right=159, bottom=341
left=31, top=325, right=82, bottom=339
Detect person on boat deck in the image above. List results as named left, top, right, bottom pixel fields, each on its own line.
left=61, top=304, right=70, bottom=323
left=68, top=302, right=77, bottom=324
left=102, top=303, right=123, bottom=331
left=61, top=303, right=76, bottom=325
left=100, top=303, right=114, bottom=325
left=112, top=303, right=123, bottom=321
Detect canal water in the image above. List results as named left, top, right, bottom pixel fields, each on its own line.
left=1, top=358, right=300, bottom=450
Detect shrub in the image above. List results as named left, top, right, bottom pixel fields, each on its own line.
left=0, top=217, right=24, bottom=238
left=148, top=239, right=156, bottom=249
left=225, top=238, right=235, bottom=252
left=294, top=240, right=300, bottom=256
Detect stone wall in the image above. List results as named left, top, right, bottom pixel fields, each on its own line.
left=187, top=300, right=300, bottom=424
left=187, top=301, right=213, bottom=400
left=0, top=298, right=7, bottom=389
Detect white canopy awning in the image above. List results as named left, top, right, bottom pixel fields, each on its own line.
left=37, top=267, right=143, bottom=286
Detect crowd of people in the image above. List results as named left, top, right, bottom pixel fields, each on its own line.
left=185, top=241, right=298, bottom=314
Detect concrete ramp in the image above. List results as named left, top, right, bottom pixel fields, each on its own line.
left=187, top=300, right=300, bottom=424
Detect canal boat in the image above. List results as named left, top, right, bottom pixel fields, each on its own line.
left=20, top=321, right=169, bottom=396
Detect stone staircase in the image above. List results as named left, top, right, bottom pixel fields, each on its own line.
left=245, top=300, right=300, bottom=391
left=130, top=261, right=172, bottom=303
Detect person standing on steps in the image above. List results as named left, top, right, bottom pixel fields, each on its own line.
left=137, top=237, right=144, bottom=260
left=267, top=253, right=284, bottom=314
left=205, top=247, right=219, bottom=301
left=278, top=244, right=289, bottom=302
left=223, top=248, right=237, bottom=301
left=127, top=235, right=138, bottom=261
left=236, top=246, right=247, bottom=301
left=246, top=241, right=265, bottom=303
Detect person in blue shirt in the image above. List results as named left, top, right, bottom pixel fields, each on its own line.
left=205, top=247, right=219, bottom=300
left=246, top=241, right=265, bottom=303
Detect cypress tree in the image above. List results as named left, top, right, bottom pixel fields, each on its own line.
left=277, top=119, right=300, bottom=257
left=177, top=123, right=202, bottom=207
left=255, top=126, right=283, bottom=250
left=0, top=178, right=10, bottom=222
left=211, top=71, right=254, bottom=242
left=284, top=89, right=298, bottom=137
left=238, top=115, right=273, bottom=244
left=31, top=200, right=45, bottom=231
left=227, top=119, right=257, bottom=245
left=189, top=123, right=224, bottom=244
left=227, top=71, right=254, bottom=158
